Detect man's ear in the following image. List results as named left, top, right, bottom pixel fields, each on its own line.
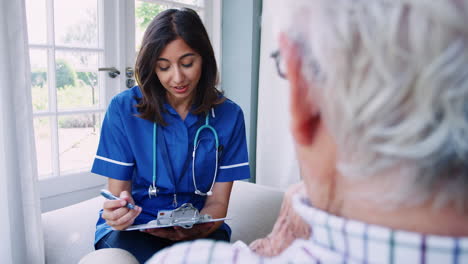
left=279, top=34, right=320, bottom=146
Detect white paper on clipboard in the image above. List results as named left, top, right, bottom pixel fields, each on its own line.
left=124, top=217, right=230, bottom=231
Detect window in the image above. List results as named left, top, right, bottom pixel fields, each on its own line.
left=27, top=0, right=103, bottom=180
left=26, top=0, right=111, bottom=211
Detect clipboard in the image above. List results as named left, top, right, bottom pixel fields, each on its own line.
left=124, top=216, right=230, bottom=231
left=121, top=203, right=230, bottom=231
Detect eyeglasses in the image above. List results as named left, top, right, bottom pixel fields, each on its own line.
left=271, top=49, right=322, bottom=81
left=270, top=50, right=287, bottom=79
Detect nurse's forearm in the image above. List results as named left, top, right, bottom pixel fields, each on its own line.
left=199, top=201, right=228, bottom=236
left=108, top=178, right=132, bottom=196
left=198, top=181, right=233, bottom=237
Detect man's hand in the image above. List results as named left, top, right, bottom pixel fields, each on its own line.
left=142, top=222, right=215, bottom=241
left=249, top=182, right=311, bottom=256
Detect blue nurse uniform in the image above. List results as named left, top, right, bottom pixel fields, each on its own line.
left=91, top=86, right=250, bottom=245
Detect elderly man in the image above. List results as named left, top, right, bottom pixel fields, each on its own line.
left=83, top=0, right=468, bottom=263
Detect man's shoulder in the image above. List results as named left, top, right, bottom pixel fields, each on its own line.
left=146, top=238, right=337, bottom=264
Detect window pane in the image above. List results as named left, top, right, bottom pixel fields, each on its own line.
left=55, top=51, right=99, bottom=109
left=58, top=114, right=101, bottom=175
left=197, top=10, right=205, bottom=22
left=135, top=1, right=169, bottom=52
left=30, top=49, right=49, bottom=111
left=34, top=117, right=53, bottom=179
left=54, top=0, right=98, bottom=48
left=25, top=0, right=47, bottom=44
left=172, top=0, right=204, bottom=6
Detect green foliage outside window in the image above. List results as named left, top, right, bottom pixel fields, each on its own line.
left=136, top=2, right=166, bottom=31
left=56, top=59, right=77, bottom=89
left=77, top=72, right=97, bottom=89
left=31, top=71, right=47, bottom=87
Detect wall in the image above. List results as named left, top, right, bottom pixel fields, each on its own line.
left=221, top=0, right=262, bottom=182
left=255, top=0, right=301, bottom=189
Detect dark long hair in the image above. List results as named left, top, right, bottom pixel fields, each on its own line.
left=134, top=8, right=224, bottom=125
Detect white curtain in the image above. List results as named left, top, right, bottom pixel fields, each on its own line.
left=0, top=0, right=45, bottom=263
left=256, top=0, right=301, bottom=190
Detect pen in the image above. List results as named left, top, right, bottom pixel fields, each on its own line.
left=100, top=189, right=135, bottom=210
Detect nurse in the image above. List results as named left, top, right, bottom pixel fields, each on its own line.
left=91, top=8, right=250, bottom=263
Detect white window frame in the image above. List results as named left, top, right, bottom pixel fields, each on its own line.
left=36, top=0, right=119, bottom=212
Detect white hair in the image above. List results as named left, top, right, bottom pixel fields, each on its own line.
left=279, top=0, right=468, bottom=209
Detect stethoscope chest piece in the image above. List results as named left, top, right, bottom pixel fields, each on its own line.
left=148, top=185, right=158, bottom=198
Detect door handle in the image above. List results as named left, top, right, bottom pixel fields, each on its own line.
left=98, top=67, right=120, bottom=78
left=125, top=67, right=134, bottom=78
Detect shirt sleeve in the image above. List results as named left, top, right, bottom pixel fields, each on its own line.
left=216, top=107, right=250, bottom=182
left=91, top=97, right=135, bottom=181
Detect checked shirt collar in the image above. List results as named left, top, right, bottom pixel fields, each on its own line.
left=293, top=194, right=468, bottom=264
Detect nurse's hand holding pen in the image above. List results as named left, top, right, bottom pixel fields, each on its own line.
left=101, top=190, right=143, bottom=230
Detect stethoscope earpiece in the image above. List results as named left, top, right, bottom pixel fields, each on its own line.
left=194, top=190, right=213, bottom=196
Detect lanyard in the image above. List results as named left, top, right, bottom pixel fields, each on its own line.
left=160, top=129, right=192, bottom=207
left=148, top=122, right=158, bottom=199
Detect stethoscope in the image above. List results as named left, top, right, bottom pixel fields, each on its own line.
left=148, top=110, right=220, bottom=207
